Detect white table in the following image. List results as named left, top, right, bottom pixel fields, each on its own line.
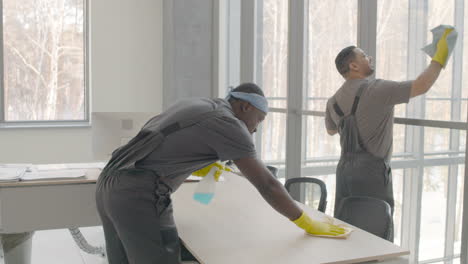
left=173, top=174, right=410, bottom=264
left=0, top=168, right=410, bottom=263
left=0, top=169, right=101, bottom=234
left=0, top=169, right=102, bottom=263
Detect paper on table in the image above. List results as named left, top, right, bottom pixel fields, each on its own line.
left=304, top=216, right=354, bottom=239
left=21, top=169, right=86, bottom=181
left=35, top=162, right=106, bottom=171
left=0, top=167, right=26, bottom=182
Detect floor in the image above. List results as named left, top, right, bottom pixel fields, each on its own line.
left=30, top=227, right=198, bottom=264
left=31, top=227, right=107, bottom=264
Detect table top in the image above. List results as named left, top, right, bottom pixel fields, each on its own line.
left=173, top=173, right=410, bottom=264
left=0, top=169, right=100, bottom=188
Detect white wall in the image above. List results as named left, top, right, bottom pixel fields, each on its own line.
left=0, top=128, right=93, bottom=164
left=92, top=0, right=163, bottom=113
left=0, top=0, right=163, bottom=164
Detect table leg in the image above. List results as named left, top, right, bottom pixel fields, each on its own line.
left=0, top=235, right=5, bottom=264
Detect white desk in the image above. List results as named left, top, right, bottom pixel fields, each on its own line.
left=173, top=174, right=410, bottom=264
left=0, top=169, right=101, bottom=234
left=0, top=169, right=103, bottom=263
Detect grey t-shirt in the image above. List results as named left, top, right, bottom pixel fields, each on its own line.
left=136, top=97, right=256, bottom=191
left=325, top=78, right=412, bottom=162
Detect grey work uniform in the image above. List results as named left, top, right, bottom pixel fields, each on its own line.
left=325, top=78, right=411, bottom=238
left=96, top=98, right=256, bottom=264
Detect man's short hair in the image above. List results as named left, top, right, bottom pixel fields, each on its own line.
left=335, top=46, right=357, bottom=75
left=230, top=83, right=265, bottom=100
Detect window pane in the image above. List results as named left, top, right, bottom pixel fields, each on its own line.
left=393, top=124, right=406, bottom=156
left=419, top=166, right=448, bottom=261
left=392, top=168, right=405, bottom=246
left=305, top=116, right=340, bottom=160
left=461, top=130, right=466, bottom=153
left=454, top=164, right=465, bottom=256
left=376, top=0, right=409, bottom=81
left=262, top=0, right=288, bottom=108
left=463, top=0, right=468, bottom=123
left=425, top=1, right=455, bottom=120
left=306, top=0, right=357, bottom=111
left=305, top=173, right=336, bottom=216
left=257, top=112, right=286, bottom=179
left=462, top=100, right=467, bottom=123
left=377, top=0, right=409, bottom=118
left=3, top=0, right=85, bottom=121
left=424, top=127, right=450, bottom=153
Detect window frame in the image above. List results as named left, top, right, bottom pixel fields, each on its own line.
left=234, top=0, right=468, bottom=263
left=0, top=0, right=90, bottom=128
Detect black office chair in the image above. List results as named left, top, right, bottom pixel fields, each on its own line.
left=335, top=196, right=393, bottom=241
left=266, top=165, right=279, bottom=178
left=284, top=177, right=327, bottom=213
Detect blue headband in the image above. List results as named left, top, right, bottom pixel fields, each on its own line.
left=226, top=91, right=269, bottom=114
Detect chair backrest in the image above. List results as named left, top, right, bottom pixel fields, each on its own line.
left=284, top=177, right=327, bottom=213
left=266, top=165, right=279, bottom=178
left=336, top=196, right=392, bottom=241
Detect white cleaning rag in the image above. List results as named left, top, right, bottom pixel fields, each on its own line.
left=422, top=24, right=458, bottom=68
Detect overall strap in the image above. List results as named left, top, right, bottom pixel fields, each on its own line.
left=333, top=102, right=345, bottom=117
left=333, top=81, right=367, bottom=117
left=350, top=82, right=366, bottom=115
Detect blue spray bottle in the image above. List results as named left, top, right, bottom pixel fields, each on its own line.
left=193, top=166, right=218, bottom=204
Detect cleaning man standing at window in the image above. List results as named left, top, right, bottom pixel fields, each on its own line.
left=325, top=26, right=457, bottom=242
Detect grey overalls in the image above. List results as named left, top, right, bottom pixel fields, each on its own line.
left=333, top=83, right=394, bottom=238
left=96, top=109, right=224, bottom=264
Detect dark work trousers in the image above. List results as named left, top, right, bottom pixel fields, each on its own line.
left=96, top=168, right=180, bottom=264
left=334, top=155, right=395, bottom=216
left=332, top=83, right=394, bottom=242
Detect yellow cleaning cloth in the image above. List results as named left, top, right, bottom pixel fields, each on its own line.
left=305, top=216, right=354, bottom=239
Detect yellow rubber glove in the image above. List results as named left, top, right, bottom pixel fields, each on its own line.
left=192, top=162, right=232, bottom=181
left=432, top=28, right=454, bottom=67
left=293, top=211, right=346, bottom=236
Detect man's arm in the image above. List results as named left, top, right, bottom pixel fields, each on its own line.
left=325, top=102, right=338, bottom=136
left=411, top=27, right=456, bottom=98
left=234, top=157, right=302, bottom=221
left=410, top=61, right=442, bottom=98
left=233, top=157, right=346, bottom=236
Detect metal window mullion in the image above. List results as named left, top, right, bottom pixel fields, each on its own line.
left=227, top=0, right=241, bottom=90
left=0, top=0, right=3, bottom=122
left=240, top=0, right=257, bottom=84
left=445, top=0, right=465, bottom=261
left=460, top=0, right=468, bottom=261
left=301, top=0, right=310, bottom=175
left=299, top=155, right=465, bottom=177
left=84, top=0, right=90, bottom=121
left=254, top=0, right=263, bottom=158
left=461, top=118, right=468, bottom=263
left=446, top=164, right=459, bottom=263
left=255, top=121, right=263, bottom=159
left=357, top=0, right=377, bottom=69
left=401, top=0, right=427, bottom=262
left=285, top=0, right=306, bottom=181
left=212, top=0, right=224, bottom=99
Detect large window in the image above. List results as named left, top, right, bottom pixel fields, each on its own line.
left=1, top=0, right=88, bottom=123
left=233, top=0, right=468, bottom=263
